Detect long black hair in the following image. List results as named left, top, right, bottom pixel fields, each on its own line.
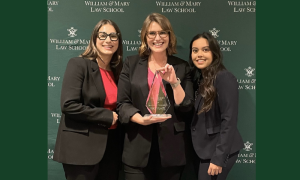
left=189, top=32, right=225, bottom=114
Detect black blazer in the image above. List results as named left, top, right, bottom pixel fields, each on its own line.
left=53, top=57, right=115, bottom=165
left=191, top=69, right=244, bottom=167
left=116, top=55, right=194, bottom=168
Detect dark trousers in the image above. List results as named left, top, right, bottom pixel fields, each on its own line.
left=195, top=151, right=239, bottom=180
left=123, top=125, right=184, bottom=180
left=62, top=129, right=120, bottom=180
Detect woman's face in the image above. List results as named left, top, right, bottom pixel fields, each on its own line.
left=146, top=22, right=169, bottom=54
left=96, top=24, right=119, bottom=58
left=191, top=37, right=213, bottom=70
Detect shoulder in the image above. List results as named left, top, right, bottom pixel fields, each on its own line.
left=168, top=55, right=190, bottom=69
left=169, top=55, right=187, bottom=64
left=65, top=57, right=96, bottom=72
left=124, top=54, right=145, bottom=65
left=215, top=69, right=238, bottom=87
left=216, top=69, right=237, bottom=80
left=125, top=54, right=141, bottom=61
left=68, top=57, right=91, bottom=65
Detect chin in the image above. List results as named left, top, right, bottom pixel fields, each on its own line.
left=150, top=48, right=167, bottom=53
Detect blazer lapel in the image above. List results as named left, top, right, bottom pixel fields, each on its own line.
left=90, top=59, right=106, bottom=106
left=191, top=94, right=204, bottom=126
left=137, top=57, right=149, bottom=101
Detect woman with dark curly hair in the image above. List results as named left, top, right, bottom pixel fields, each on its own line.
left=189, top=32, right=244, bottom=180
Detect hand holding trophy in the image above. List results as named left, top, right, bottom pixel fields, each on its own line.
left=144, top=68, right=172, bottom=121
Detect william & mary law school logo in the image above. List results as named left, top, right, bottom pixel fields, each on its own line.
left=236, top=141, right=256, bottom=164
left=237, top=66, right=256, bottom=90
left=243, top=141, right=253, bottom=151
left=49, top=27, right=90, bottom=51
left=67, top=27, right=77, bottom=37
left=244, top=66, right=255, bottom=77
left=208, top=28, right=237, bottom=52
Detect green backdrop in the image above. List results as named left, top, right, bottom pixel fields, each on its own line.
left=48, top=0, right=256, bottom=179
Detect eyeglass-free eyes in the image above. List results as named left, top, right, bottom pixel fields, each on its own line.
left=98, top=32, right=119, bottom=41
left=147, top=30, right=170, bottom=39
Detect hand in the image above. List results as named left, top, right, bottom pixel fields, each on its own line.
left=207, top=163, right=222, bottom=176
left=112, top=111, right=118, bottom=125
left=131, top=113, right=171, bottom=126
left=156, top=64, right=177, bottom=84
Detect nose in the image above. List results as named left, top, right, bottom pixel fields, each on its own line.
left=104, top=36, right=111, bottom=43
left=197, top=50, right=203, bottom=57
left=154, top=32, right=162, bottom=40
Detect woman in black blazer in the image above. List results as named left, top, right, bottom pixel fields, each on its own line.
left=189, top=32, right=244, bottom=180
left=116, top=13, right=194, bottom=180
left=53, top=19, right=123, bottom=180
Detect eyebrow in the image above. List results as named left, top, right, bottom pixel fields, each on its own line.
left=148, top=30, right=165, bottom=32
left=98, top=31, right=117, bottom=33
left=192, top=46, right=209, bottom=48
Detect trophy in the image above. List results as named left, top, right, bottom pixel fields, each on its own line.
left=144, top=70, right=172, bottom=120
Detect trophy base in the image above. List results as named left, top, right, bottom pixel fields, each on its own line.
left=144, top=114, right=172, bottom=120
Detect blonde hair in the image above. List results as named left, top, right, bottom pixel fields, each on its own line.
left=138, top=13, right=177, bottom=57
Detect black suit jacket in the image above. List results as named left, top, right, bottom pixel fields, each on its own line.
left=53, top=57, right=116, bottom=165
left=191, top=69, right=244, bottom=167
left=116, top=55, right=194, bottom=168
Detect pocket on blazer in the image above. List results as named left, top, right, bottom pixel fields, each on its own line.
left=62, top=117, right=89, bottom=134
left=206, top=126, right=221, bottom=135
left=174, top=122, right=186, bottom=132
left=62, top=127, right=89, bottom=134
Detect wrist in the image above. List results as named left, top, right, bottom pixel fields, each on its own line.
left=170, top=77, right=181, bottom=88
left=131, top=113, right=142, bottom=123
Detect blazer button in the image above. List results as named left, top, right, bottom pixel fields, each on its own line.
left=192, top=128, right=196, bottom=131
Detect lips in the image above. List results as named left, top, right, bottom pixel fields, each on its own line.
left=152, top=42, right=164, bottom=47
left=102, top=45, right=113, bottom=50
left=195, top=59, right=206, bottom=63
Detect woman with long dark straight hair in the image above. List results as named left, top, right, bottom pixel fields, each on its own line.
left=189, top=32, right=244, bottom=180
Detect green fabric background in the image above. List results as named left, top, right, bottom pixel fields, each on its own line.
left=48, top=0, right=256, bottom=179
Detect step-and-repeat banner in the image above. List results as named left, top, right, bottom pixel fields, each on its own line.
left=48, top=0, right=256, bottom=179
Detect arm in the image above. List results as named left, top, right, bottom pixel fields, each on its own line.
left=60, top=58, right=114, bottom=128
left=159, top=61, right=194, bottom=112
left=173, top=61, right=194, bottom=112
left=210, top=71, right=239, bottom=167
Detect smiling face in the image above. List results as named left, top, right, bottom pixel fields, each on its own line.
left=146, top=21, right=169, bottom=54
left=191, top=37, right=213, bottom=70
left=96, top=24, right=119, bottom=58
